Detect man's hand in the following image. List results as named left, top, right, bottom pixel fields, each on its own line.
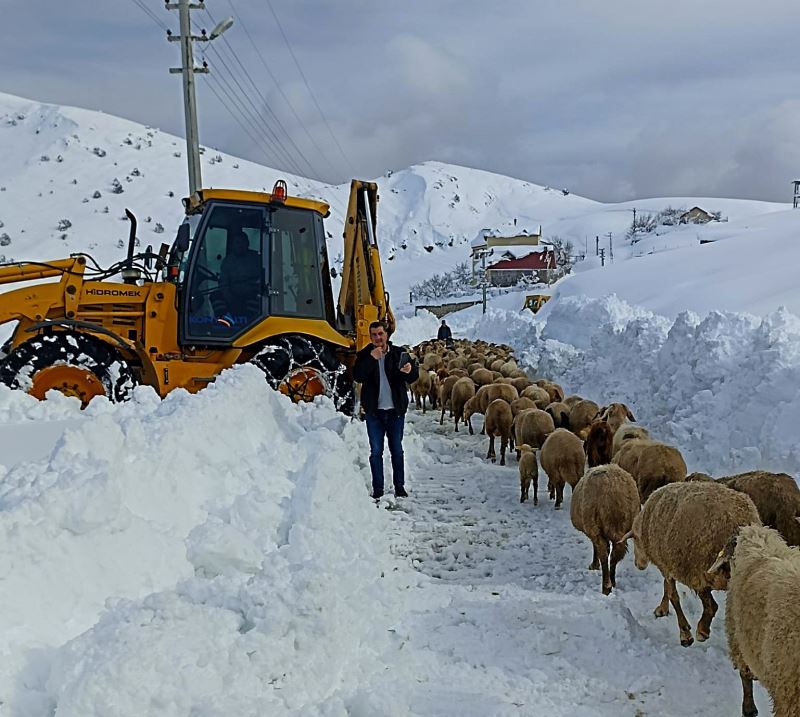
left=399, top=362, right=413, bottom=374
left=370, top=346, right=384, bottom=360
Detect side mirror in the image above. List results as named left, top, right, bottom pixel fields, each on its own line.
left=175, top=222, right=191, bottom=252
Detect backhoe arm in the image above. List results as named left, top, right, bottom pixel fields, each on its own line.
left=336, top=180, right=395, bottom=351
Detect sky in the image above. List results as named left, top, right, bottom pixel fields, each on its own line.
left=1, top=0, right=800, bottom=203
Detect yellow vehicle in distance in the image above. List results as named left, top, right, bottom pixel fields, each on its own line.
left=0, top=179, right=394, bottom=412
left=522, top=294, right=552, bottom=314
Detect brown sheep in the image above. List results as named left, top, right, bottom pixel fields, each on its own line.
left=450, top=377, right=476, bottom=433
left=514, top=408, right=555, bottom=452
left=632, top=442, right=687, bottom=503
left=611, top=422, right=650, bottom=457
left=510, top=376, right=533, bottom=393
left=518, top=444, right=539, bottom=504
left=612, top=437, right=651, bottom=476
left=427, top=371, right=440, bottom=410
left=499, top=360, right=519, bottom=377
left=562, top=394, right=583, bottom=410
left=622, top=481, right=761, bottom=647
left=569, top=399, right=600, bottom=439
left=490, top=358, right=505, bottom=372
left=584, top=420, right=614, bottom=468
left=599, top=402, right=636, bottom=435
left=520, top=385, right=552, bottom=409
left=510, top=397, right=537, bottom=417
left=545, top=401, right=571, bottom=429
left=485, top=398, right=513, bottom=466
left=409, top=369, right=433, bottom=413
left=476, top=382, right=519, bottom=413
left=535, top=379, right=565, bottom=404
left=571, top=464, right=640, bottom=594
left=470, top=367, right=494, bottom=386
left=690, top=470, right=800, bottom=547
left=422, top=352, right=443, bottom=371
left=438, top=375, right=462, bottom=425
left=463, top=395, right=480, bottom=435
left=707, top=525, right=800, bottom=717
left=539, top=427, right=585, bottom=509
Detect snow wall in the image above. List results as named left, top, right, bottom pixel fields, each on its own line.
left=0, top=367, right=427, bottom=715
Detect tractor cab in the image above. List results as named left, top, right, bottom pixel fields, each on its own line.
left=167, top=182, right=337, bottom=346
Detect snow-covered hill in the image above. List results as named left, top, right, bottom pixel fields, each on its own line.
left=1, top=90, right=792, bottom=309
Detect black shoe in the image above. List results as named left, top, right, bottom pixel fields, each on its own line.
left=394, top=487, right=408, bottom=497
left=372, top=491, right=384, bottom=500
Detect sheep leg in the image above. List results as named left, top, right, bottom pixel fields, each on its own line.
left=548, top=479, right=554, bottom=500
left=454, top=412, right=459, bottom=433
left=739, top=668, right=758, bottom=717
left=467, top=417, right=473, bottom=435
left=554, top=481, right=564, bottom=510
left=609, top=540, right=627, bottom=588
left=588, top=544, right=600, bottom=571
left=499, top=434, right=508, bottom=466
left=422, top=395, right=426, bottom=414
left=695, top=588, right=718, bottom=642
left=439, top=403, right=446, bottom=425
left=593, top=538, right=612, bottom=594
left=532, top=473, right=538, bottom=506
left=665, top=577, right=694, bottom=647
left=487, top=434, right=496, bottom=463
left=654, top=578, right=670, bottom=618
left=520, top=475, right=528, bottom=503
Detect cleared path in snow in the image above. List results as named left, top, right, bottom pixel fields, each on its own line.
left=366, top=408, right=771, bottom=717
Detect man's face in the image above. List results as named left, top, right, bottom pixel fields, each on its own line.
left=370, top=326, right=388, bottom=350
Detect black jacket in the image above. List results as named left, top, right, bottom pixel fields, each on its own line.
left=437, top=324, right=452, bottom=340
left=353, top=342, right=419, bottom=416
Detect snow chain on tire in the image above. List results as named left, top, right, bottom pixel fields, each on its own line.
left=251, top=335, right=353, bottom=414
left=0, top=331, right=138, bottom=403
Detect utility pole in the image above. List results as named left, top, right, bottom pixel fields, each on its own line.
left=166, top=1, right=233, bottom=196
left=607, top=232, right=613, bottom=263
left=599, top=248, right=605, bottom=267
left=595, top=235, right=599, bottom=256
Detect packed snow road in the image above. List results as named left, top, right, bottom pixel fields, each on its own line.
left=366, top=408, right=771, bottom=716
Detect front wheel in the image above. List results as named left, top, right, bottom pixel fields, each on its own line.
left=251, top=335, right=353, bottom=414
left=0, top=332, right=138, bottom=407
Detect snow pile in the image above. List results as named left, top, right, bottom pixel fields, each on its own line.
left=1, top=367, right=412, bottom=715
left=508, top=295, right=800, bottom=474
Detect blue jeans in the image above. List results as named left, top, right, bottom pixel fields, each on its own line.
left=365, top=410, right=405, bottom=495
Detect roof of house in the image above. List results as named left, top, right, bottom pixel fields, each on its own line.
left=487, top=249, right=556, bottom=271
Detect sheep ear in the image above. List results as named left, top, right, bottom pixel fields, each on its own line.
left=627, top=408, right=636, bottom=421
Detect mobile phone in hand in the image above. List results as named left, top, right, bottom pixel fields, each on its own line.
left=399, top=351, right=411, bottom=367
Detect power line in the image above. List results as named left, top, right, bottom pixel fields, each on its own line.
left=129, top=0, right=169, bottom=32
left=264, top=0, right=356, bottom=175
left=199, top=42, right=306, bottom=176
left=203, top=72, right=294, bottom=172
left=224, top=0, right=340, bottom=178
left=198, top=8, right=319, bottom=178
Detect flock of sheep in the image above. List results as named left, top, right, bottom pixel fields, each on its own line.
left=407, top=337, right=800, bottom=717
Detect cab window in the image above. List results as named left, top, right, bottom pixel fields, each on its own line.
left=268, top=207, right=325, bottom=319
left=184, top=204, right=266, bottom=340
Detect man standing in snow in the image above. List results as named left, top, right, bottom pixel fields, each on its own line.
left=437, top=319, right=452, bottom=341
left=353, top=321, right=419, bottom=499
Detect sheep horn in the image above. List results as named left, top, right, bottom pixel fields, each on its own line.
left=618, top=530, right=634, bottom=543
left=708, top=549, right=728, bottom=575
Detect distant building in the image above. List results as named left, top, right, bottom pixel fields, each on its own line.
left=471, top=227, right=542, bottom=281
left=792, top=180, right=800, bottom=209
left=679, top=206, right=714, bottom=224
left=485, top=248, right=557, bottom=287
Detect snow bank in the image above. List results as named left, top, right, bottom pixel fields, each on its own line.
left=1, top=367, right=413, bottom=715
left=514, top=295, right=800, bottom=474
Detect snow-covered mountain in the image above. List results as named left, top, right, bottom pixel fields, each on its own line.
left=1, top=90, right=790, bottom=305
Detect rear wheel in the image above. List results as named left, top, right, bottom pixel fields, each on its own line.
left=0, top=332, right=138, bottom=407
left=251, top=335, right=353, bottom=414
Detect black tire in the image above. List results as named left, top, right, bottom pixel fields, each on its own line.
left=251, top=335, right=353, bottom=414
left=0, top=331, right=138, bottom=403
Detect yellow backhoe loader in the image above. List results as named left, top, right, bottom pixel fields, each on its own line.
left=0, top=179, right=394, bottom=412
